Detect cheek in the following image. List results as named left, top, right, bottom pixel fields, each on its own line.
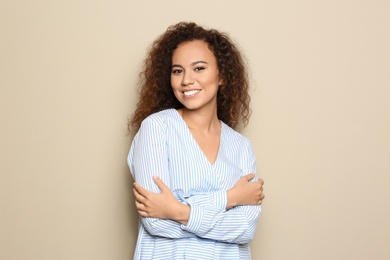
left=172, top=89, right=182, bottom=102
left=170, top=78, right=180, bottom=95
left=203, top=72, right=220, bottom=85
left=170, top=76, right=180, bottom=89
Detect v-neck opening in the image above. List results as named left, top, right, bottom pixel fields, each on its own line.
left=172, top=109, right=222, bottom=167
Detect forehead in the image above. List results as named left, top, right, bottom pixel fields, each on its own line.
left=172, top=40, right=216, bottom=64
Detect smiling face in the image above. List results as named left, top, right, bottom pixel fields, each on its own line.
left=170, top=40, right=222, bottom=113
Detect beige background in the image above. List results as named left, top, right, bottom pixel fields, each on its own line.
left=1, top=0, right=389, bottom=259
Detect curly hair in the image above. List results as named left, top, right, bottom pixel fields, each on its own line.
left=129, top=22, right=251, bottom=134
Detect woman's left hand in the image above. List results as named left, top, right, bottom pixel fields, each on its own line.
left=133, top=176, right=190, bottom=223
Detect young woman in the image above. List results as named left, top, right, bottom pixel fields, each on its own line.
left=128, top=22, right=265, bottom=260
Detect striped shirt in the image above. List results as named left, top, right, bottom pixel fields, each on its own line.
left=128, top=109, right=261, bottom=260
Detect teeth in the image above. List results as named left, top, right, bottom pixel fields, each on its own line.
left=183, top=90, right=200, bottom=96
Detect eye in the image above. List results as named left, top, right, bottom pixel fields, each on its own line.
left=172, top=69, right=183, bottom=74
left=194, top=67, right=205, bottom=72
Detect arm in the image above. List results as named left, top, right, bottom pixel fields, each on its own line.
left=180, top=140, right=262, bottom=244
left=134, top=174, right=264, bottom=222
left=182, top=191, right=261, bottom=244
left=128, top=117, right=194, bottom=238
left=134, top=141, right=264, bottom=244
left=133, top=176, right=190, bottom=225
left=132, top=122, right=261, bottom=243
left=134, top=175, right=262, bottom=244
left=185, top=173, right=264, bottom=210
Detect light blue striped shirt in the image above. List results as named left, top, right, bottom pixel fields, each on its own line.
left=128, top=109, right=261, bottom=260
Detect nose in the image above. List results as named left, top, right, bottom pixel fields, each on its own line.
left=181, top=71, right=194, bottom=86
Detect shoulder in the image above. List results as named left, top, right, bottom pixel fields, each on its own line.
left=221, top=123, right=256, bottom=168
left=142, top=108, right=177, bottom=124
left=139, top=108, right=179, bottom=132
left=222, top=122, right=252, bottom=149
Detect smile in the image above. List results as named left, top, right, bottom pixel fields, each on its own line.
left=183, top=90, right=201, bottom=96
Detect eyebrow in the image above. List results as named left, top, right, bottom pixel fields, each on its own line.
left=171, top=61, right=208, bottom=68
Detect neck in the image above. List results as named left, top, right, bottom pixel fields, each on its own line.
left=179, top=108, right=220, bottom=133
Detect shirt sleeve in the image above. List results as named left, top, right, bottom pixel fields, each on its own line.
left=128, top=116, right=194, bottom=239
left=180, top=141, right=262, bottom=244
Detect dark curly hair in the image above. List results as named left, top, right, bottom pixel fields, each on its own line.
left=129, top=22, right=251, bottom=134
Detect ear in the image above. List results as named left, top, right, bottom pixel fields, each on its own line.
left=218, top=77, right=224, bottom=86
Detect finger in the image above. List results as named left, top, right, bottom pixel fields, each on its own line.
left=244, top=173, right=255, bottom=181
left=258, top=178, right=264, bottom=185
left=137, top=210, right=149, bottom=217
left=133, top=188, right=146, bottom=203
left=133, top=182, right=151, bottom=197
left=135, top=200, right=146, bottom=211
left=153, top=176, right=169, bottom=192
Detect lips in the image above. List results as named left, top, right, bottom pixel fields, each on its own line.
left=183, top=90, right=201, bottom=96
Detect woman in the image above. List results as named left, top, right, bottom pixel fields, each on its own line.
left=128, top=22, right=265, bottom=260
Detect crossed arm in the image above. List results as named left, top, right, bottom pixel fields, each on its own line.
left=132, top=174, right=264, bottom=244
left=129, top=117, right=265, bottom=243
left=133, top=174, right=265, bottom=224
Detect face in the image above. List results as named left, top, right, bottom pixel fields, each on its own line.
left=170, top=40, right=222, bottom=112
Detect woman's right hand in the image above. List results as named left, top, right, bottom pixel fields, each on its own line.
left=226, top=173, right=265, bottom=210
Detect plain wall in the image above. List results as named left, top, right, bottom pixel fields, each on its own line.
left=1, top=0, right=389, bottom=259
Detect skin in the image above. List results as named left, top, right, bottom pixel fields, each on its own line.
left=170, top=40, right=221, bottom=116
left=133, top=40, right=265, bottom=225
left=171, top=40, right=223, bottom=165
